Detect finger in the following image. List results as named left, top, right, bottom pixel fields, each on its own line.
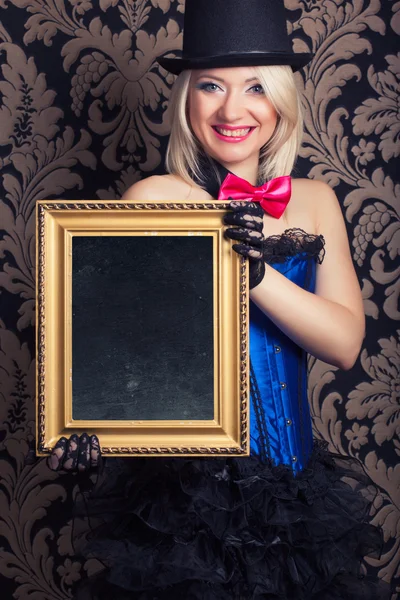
left=47, top=437, right=68, bottom=471
left=224, top=227, right=264, bottom=246
left=77, top=433, right=91, bottom=472
left=223, top=212, right=263, bottom=230
left=90, top=435, right=101, bottom=468
left=62, top=434, right=79, bottom=471
left=232, top=243, right=264, bottom=260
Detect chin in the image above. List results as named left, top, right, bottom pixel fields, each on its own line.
left=204, top=144, right=258, bottom=164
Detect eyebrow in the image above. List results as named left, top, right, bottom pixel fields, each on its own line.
left=196, top=75, right=259, bottom=83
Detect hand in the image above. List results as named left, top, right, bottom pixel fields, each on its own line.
left=47, top=433, right=101, bottom=472
left=223, top=200, right=266, bottom=289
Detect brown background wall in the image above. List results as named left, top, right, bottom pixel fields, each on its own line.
left=0, top=0, right=398, bottom=598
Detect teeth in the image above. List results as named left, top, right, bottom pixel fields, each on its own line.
left=215, top=127, right=251, bottom=137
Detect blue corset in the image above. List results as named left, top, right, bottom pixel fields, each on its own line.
left=249, top=229, right=326, bottom=474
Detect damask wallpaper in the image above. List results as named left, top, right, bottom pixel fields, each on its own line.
left=0, top=0, right=399, bottom=598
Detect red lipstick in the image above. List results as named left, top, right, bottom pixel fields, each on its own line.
left=212, top=125, right=255, bottom=143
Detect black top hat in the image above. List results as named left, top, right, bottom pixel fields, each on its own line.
left=157, top=0, right=313, bottom=75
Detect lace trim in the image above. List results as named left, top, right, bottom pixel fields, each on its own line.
left=263, top=228, right=326, bottom=265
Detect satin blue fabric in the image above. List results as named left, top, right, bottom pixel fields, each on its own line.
left=249, top=251, right=318, bottom=475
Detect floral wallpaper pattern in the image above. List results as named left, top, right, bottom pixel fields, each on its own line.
left=0, top=0, right=398, bottom=598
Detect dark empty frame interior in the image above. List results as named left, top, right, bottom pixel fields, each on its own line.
left=72, top=235, right=214, bottom=421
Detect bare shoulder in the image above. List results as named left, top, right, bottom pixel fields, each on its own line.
left=121, top=173, right=207, bottom=202
left=291, top=177, right=338, bottom=234
left=121, top=174, right=178, bottom=201
left=291, top=177, right=332, bottom=196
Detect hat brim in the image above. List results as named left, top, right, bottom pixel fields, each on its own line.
left=157, top=52, right=314, bottom=75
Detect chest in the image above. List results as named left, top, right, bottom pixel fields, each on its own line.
left=162, top=174, right=318, bottom=238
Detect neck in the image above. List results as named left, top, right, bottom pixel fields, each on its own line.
left=210, top=155, right=260, bottom=186
left=190, top=149, right=265, bottom=199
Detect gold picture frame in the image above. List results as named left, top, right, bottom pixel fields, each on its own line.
left=36, top=200, right=249, bottom=457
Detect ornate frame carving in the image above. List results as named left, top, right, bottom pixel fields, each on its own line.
left=36, top=201, right=249, bottom=457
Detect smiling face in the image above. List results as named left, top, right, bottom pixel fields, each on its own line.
left=187, top=67, right=278, bottom=174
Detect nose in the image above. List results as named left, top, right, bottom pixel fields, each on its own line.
left=217, top=90, right=246, bottom=122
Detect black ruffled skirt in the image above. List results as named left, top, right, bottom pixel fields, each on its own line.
left=71, top=440, right=390, bottom=599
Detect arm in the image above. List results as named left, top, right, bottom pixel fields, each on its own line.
left=250, top=181, right=365, bottom=371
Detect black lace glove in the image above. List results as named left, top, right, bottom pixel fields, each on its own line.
left=223, top=200, right=266, bottom=289
left=47, top=433, right=101, bottom=472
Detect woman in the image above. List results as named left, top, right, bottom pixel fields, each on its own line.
left=50, top=1, right=391, bottom=598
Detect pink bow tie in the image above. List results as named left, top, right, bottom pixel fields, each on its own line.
left=218, top=174, right=292, bottom=219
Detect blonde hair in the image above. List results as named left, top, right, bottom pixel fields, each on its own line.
left=165, top=65, right=304, bottom=191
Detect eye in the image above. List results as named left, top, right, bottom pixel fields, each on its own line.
left=195, top=82, right=265, bottom=94
left=250, top=84, right=265, bottom=94
left=196, top=82, right=220, bottom=92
